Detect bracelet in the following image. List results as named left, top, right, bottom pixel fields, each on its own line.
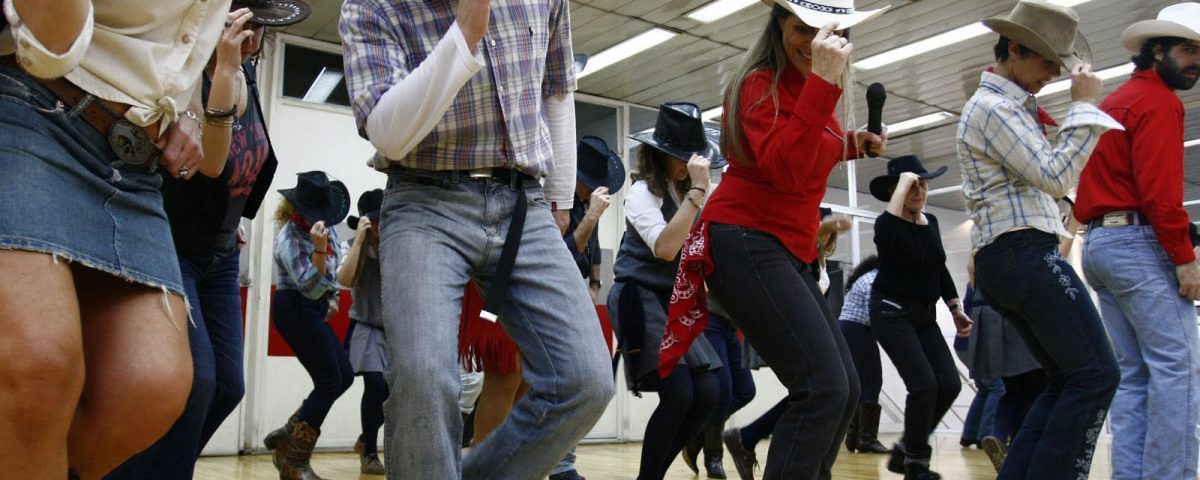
left=688, top=187, right=706, bottom=194
left=589, top=279, right=602, bottom=287
left=204, top=105, right=238, bottom=119
left=203, top=115, right=236, bottom=128
left=686, top=195, right=703, bottom=210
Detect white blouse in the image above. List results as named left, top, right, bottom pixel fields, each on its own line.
left=624, top=180, right=684, bottom=252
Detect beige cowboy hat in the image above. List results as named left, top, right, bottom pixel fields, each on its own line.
left=983, top=0, right=1092, bottom=70
left=1121, top=3, right=1200, bottom=52
left=758, top=0, right=890, bottom=30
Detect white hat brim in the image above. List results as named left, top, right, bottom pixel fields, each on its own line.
left=1121, top=20, right=1200, bottom=52
left=771, top=0, right=890, bottom=30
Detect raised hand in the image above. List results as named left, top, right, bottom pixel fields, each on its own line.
left=811, top=22, right=853, bottom=84
left=687, top=154, right=711, bottom=190
left=1069, top=63, right=1103, bottom=105
left=310, top=221, right=329, bottom=252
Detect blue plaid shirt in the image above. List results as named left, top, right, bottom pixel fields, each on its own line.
left=274, top=221, right=341, bottom=301
left=339, top=0, right=574, bottom=176
left=838, top=269, right=877, bottom=325
left=957, top=71, right=1122, bottom=251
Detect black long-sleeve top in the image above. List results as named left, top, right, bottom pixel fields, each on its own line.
left=873, top=211, right=958, bottom=303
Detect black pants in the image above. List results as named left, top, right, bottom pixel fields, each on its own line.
left=272, top=289, right=354, bottom=428
left=840, top=320, right=883, bottom=402
left=706, top=224, right=859, bottom=480
left=869, top=291, right=961, bottom=461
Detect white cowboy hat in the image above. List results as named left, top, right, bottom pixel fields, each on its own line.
left=983, top=0, right=1090, bottom=70
left=1121, top=3, right=1200, bottom=52
left=759, top=0, right=890, bottom=30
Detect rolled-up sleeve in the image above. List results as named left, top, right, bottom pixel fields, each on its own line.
left=3, top=0, right=93, bottom=79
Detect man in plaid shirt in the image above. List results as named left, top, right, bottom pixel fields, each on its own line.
left=339, top=1, right=613, bottom=478
left=957, top=1, right=1123, bottom=478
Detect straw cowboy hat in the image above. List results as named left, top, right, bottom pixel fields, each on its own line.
left=1121, top=3, right=1200, bottom=52
left=983, top=0, right=1092, bottom=70
left=759, top=0, right=890, bottom=30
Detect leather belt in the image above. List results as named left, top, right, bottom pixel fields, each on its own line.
left=1087, top=211, right=1151, bottom=229
left=0, top=55, right=161, bottom=168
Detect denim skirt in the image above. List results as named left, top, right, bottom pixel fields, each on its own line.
left=0, top=63, right=182, bottom=293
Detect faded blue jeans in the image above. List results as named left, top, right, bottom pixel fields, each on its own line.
left=974, top=230, right=1119, bottom=480
left=1084, top=225, right=1200, bottom=480
left=379, top=168, right=613, bottom=479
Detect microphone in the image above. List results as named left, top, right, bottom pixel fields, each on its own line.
left=865, top=83, right=886, bottom=158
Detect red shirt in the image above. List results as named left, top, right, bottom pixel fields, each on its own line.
left=702, top=66, right=859, bottom=262
left=1075, top=69, right=1194, bottom=265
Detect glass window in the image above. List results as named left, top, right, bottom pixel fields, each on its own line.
left=281, top=44, right=351, bottom=107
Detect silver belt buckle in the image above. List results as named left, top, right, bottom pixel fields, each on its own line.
left=108, top=119, right=159, bottom=168
left=1101, top=213, right=1128, bottom=227
left=468, top=167, right=493, bottom=179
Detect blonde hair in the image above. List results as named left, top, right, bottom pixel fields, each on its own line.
left=274, top=197, right=296, bottom=228
left=722, top=5, right=858, bottom=165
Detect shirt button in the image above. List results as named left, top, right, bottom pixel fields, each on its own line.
left=182, top=34, right=192, bottom=44
left=489, top=38, right=497, bottom=47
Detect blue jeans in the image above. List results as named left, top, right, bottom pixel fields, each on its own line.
left=705, top=314, right=757, bottom=424
left=1084, top=225, right=1200, bottom=479
left=379, top=169, right=613, bottom=479
left=975, top=230, right=1119, bottom=480
left=272, top=289, right=353, bottom=428
left=106, top=252, right=244, bottom=479
left=961, top=378, right=1004, bottom=443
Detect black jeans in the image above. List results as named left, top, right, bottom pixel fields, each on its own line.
left=706, top=224, right=859, bottom=480
left=974, top=230, right=1119, bottom=480
left=869, top=292, right=961, bottom=461
left=272, top=289, right=354, bottom=428
left=839, top=320, right=883, bottom=402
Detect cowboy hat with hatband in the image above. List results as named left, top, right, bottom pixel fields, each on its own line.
left=231, top=0, right=310, bottom=27
left=983, top=0, right=1092, bottom=70
left=1121, top=3, right=1200, bottom=53
left=759, top=0, right=890, bottom=30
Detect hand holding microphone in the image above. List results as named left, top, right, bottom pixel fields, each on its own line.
left=859, top=82, right=888, bottom=157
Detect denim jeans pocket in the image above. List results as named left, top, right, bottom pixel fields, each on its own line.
left=526, top=187, right=550, bottom=211
left=0, top=68, right=67, bottom=118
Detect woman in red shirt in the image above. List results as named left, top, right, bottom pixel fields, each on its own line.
left=664, top=1, right=888, bottom=478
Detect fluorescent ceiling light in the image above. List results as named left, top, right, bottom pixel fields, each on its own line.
left=888, top=111, right=956, bottom=135
left=702, top=106, right=723, bottom=121
left=1047, top=0, right=1092, bottom=6
left=1036, top=62, right=1134, bottom=97
left=1185, top=138, right=1200, bottom=148
left=578, top=28, right=677, bottom=79
left=687, top=0, right=758, bottom=23
left=302, top=67, right=343, bottom=104
left=855, top=23, right=990, bottom=70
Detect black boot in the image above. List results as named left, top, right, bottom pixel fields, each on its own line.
left=682, top=433, right=700, bottom=474
left=702, top=425, right=727, bottom=479
left=887, top=443, right=906, bottom=474
left=855, top=402, right=891, bottom=454
left=904, top=461, right=942, bottom=480
left=844, top=403, right=861, bottom=453
left=722, top=428, right=757, bottom=480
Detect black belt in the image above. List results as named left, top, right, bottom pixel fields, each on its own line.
left=1087, top=211, right=1151, bottom=229
left=391, top=166, right=535, bottom=319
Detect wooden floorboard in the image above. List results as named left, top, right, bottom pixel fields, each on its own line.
left=195, top=433, right=1116, bottom=479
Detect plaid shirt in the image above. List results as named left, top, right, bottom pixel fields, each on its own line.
left=958, top=71, right=1122, bottom=251
left=340, top=0, right=574, bottom=176
left=838, top=269, right=877, bottom=325
left=274, top=221, right=341, bottom=301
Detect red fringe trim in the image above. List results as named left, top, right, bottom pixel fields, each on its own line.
left=458, top=284, right=520, bottom=374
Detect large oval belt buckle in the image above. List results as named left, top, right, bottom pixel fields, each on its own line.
left=108, top=119, right=154, bottom=166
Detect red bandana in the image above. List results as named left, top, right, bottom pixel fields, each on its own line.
left=659, top=221, right=713, bottom=378
left=985, top=67, right=1059, bottom=131
left=291, top=213, right=335, bottom=256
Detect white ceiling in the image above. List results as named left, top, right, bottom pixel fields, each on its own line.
left=284, top=0, right=1200, bottom=216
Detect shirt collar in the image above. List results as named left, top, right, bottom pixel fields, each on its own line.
left=1131, top=67, right=1172, bottom=91
left=979, top=71, right=1036, bottom=105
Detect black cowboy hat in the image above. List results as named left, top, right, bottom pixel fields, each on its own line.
left=347, top=189, right=383, bottom=231
left=869, top=155, right=947, bottom=202
left=630, top=102, right=727, bottom=169
left=279, top=171, right=350, bottom=226
left=577, top=136, right=626, bottom=194
left=231, top=0, right=310, bottom=27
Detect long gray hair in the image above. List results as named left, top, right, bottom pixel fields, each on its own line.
left=721, top=5, right=858, bottom=165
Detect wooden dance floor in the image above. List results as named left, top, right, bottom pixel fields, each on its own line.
left=195, top=433, right=1116, bottom=479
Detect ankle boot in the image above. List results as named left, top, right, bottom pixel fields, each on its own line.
left=903, top=461, right=942, bottom=480
left=355, top=436, right=386, bottom=475
left=702, top=425, right=727, bottom=478
left=844, top=403, right=861, bottom=452
left=855, top=402, right=891, bottom=453
left=887, top=443, right=906, bottom=474
left=276, top=420, right=324, bottom=480
left=265, top=410, right=300, bottom=468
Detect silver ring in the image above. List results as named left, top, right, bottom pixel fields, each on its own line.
left=178, top=166, right=190, bottom=176
left=225, top=21, right=232, bottom=28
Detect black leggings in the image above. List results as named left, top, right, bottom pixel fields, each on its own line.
left=638, top=364, right=718, bottom=480
left=272, top=289, right=354, bottom=428
left=840, top=320, right=883, bottom=402
left=360, top=371, right=389, bottom=454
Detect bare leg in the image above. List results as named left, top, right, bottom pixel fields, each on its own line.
left=472, top=354, right=526, bottom=444
left=0, top=251, right=84, bottom=479
left=67, top=266, right=193, bottom=478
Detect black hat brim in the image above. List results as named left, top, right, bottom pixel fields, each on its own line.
left=280, top=179, right=350, bottom=226
left=868, top=165, right=948, bottom=202
left=347, top=210, right=381, bottom=231
left=578, top=150, right=627, bottom=195
left=630, top=131, right=726, bottom=170
left=238, top=0, right=310, bottom=26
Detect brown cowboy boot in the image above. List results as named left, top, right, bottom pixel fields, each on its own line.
left=265, top=410, right=299, bottom=468
left=276, top=420, right=324, bottom=480
left=355, top=436, right=386, bottom=475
